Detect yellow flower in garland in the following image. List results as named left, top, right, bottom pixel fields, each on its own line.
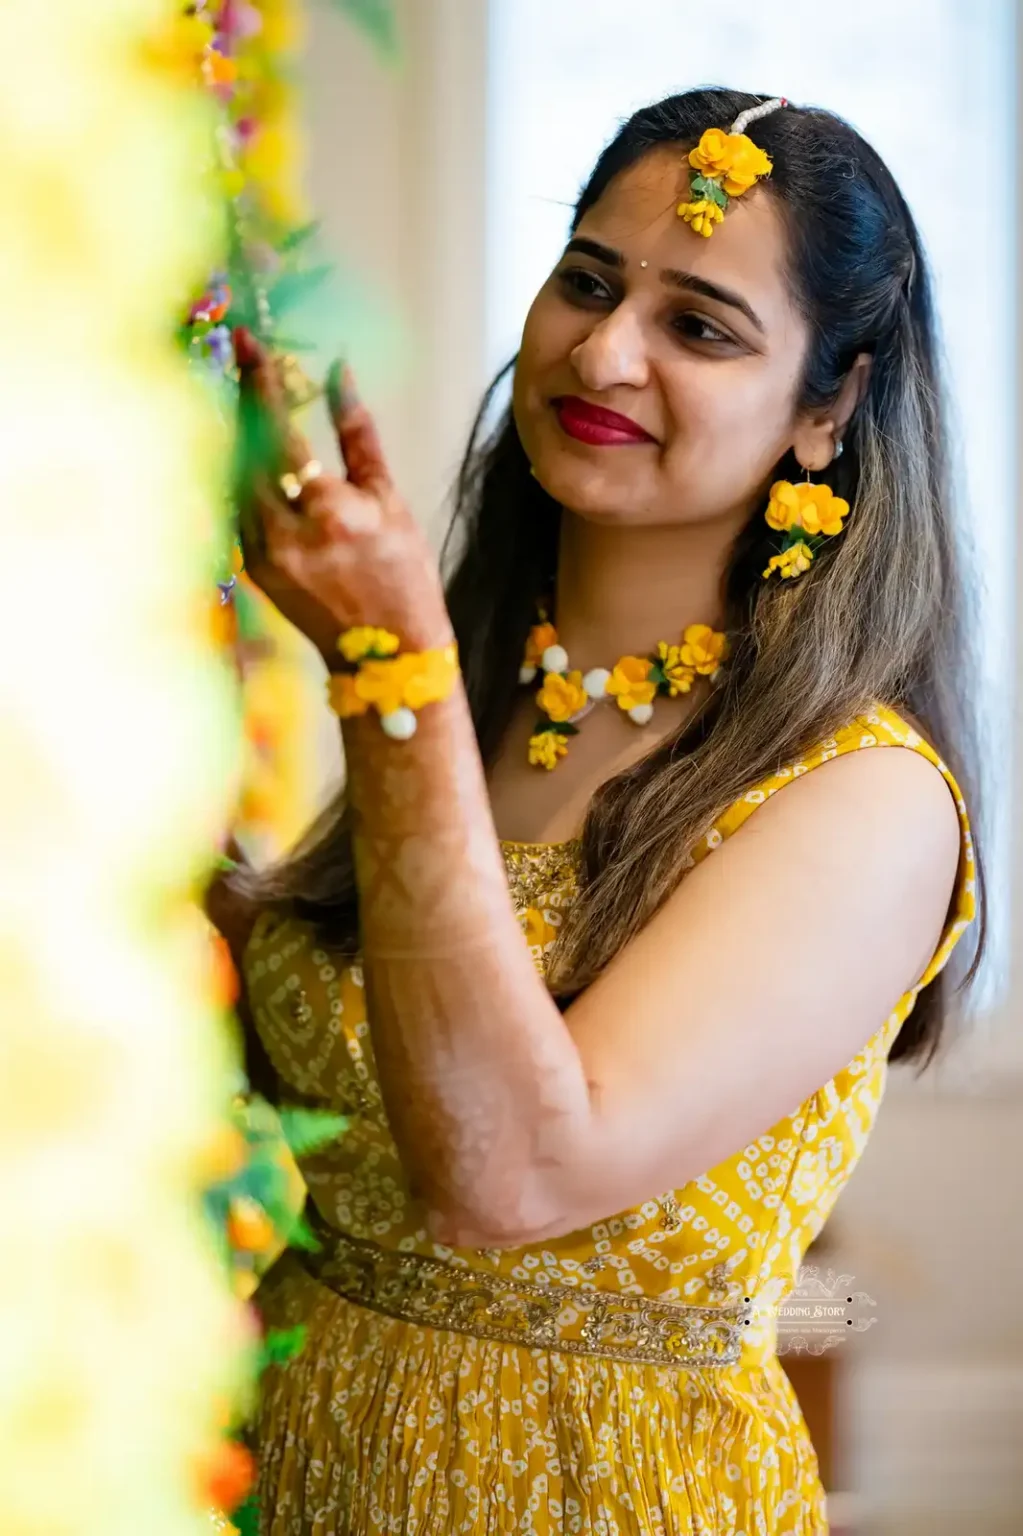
left=606, top=656, right=658, bottom=712
left=765, top=480, right=802, bottom=532
left=798, top=482, right=850, bottom=536
left=329, top=647, right=458, bottom=718
left=766, top=480, right=850, bottom=537
left=402, top=644, right=459, bottom=709
left=687, top=127, right=735, bottom=179
left=146, top=10, right=214, bottom=78
left=679, top=623, right=728, bottom=675
left=656, top=642, right=696, bottom=698
left=678, top=198, right=725, bottom=238
left=536, top=669, right=588, bottom=723
left=528, top=732, right=570, bottom=770
left=764, top=542, right=815, bottom=579
left=338, top=626, right=401, bottom=662
left=327, top=673, right=370, bottom=719
left=334, top=657, right=414, bottom=717
left=722, top=137, right=773, bottom=196
left=688, top=128, right=773, bottom=197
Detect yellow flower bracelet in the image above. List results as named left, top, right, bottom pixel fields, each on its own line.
left=327, top=627, right=459, bottom=740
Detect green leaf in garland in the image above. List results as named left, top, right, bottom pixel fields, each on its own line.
left=648, top=661, right=667, bottom=687
left=259, top=1325, right=308, bottom=1371
left=232, top=582, right=264, bottom=645
left=266, top=263, right=335, bottom=319
left=326, top=0, right=400, bottom=58
left=690, top=174, right=728, bottom=209
left=232, top=1494, right=261, bottom=1536
left=279, top=220, right=322, bottom=255
left=550, top=721, right=580, bottom=737
left=286, top=1211, right=324, bottom=1254
left=277, top=1106, right=349, bottom=1159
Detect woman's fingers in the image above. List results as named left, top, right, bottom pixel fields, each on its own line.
left=327, top=360, right=392, bottom=495
left=234, top=327, right=319, bottom=500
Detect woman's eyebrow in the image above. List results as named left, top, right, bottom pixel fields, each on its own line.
left=562, top=237, right=765, bottom=334
left=661, top=268, right=765, bottom=334
left=563, top=236, right=624, bottom=268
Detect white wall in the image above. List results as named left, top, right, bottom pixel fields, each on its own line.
left=302, top=0, right=490, bottom=540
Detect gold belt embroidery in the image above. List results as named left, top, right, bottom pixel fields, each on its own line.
left=306, top=1232, right=752, bottom=1368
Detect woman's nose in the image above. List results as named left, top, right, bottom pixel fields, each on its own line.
left=570, top=305, right=650, bottom=392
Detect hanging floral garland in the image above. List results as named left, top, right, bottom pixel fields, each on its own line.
left=169, top=6, right=397, bottom=1532
left=0, top=2, right=246, bottom=1532
left=0, top=4, right=394, bottom=1534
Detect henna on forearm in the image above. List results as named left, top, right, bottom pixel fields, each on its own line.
left=341, top=677, right=594, bottom=1241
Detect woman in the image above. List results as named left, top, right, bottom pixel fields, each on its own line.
left=210, top=88, right=983, bottom=1535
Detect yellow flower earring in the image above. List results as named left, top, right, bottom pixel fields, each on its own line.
left=678, top=97, right=786, bottom=238
left=762, top=458, right=851, bottom=580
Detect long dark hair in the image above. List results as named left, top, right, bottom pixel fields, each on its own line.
left=239, top=88, right=986, bottom=1070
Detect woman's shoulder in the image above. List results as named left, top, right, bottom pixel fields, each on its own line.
left=701, top=701, right=975, bottom=982
left=710, top=701, right=968, bottom=841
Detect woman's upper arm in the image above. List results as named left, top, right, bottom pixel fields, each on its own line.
left=558, top=743, right=962, bottom=1217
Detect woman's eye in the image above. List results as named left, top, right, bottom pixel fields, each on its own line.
left=557, top=268, right=613, bottom=303
left=673, top=313, right=733, bottom=345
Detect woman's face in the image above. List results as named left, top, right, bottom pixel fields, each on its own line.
left=513, top=144, right=814, bottom=529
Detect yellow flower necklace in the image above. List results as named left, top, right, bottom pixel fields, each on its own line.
left=521, top=614, right=729, bottom=771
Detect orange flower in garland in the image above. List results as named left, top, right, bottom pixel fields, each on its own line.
left=524, top=621, right=559, bottom=669
left=196, top=1439, right=257, bottom=1517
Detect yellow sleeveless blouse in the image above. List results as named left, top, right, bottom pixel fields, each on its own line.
left=245, top=704, right=975, bottom=1535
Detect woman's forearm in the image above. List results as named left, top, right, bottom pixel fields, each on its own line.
left=342, top=667, right=594, bottom=1244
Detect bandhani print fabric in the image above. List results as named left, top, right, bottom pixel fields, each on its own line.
left=244, top=704, right=974, bottom=1535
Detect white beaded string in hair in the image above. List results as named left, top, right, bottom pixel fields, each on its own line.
left=730, top=97, right=788, bottom=135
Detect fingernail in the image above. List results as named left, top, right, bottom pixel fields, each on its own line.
left=327, top=358, right=357, bottom=414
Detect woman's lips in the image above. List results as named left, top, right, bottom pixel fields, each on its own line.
left=553, top=396, right=655, bottom=446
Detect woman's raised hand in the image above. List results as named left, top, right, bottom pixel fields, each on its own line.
left=233, top=327, right=451, bottom=663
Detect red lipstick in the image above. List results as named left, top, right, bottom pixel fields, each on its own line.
left=553, top=396, right=655, bottom=446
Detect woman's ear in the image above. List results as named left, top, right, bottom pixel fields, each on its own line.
left=793, top=352, right=873, bottom=472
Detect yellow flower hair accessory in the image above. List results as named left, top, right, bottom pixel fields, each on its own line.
left=762, top=476, right=851, bottom=581
left=521, top=606, right=729, bottom=768
left=677, top=98, right=786, bottom=238
left=328, top=634, right=459, bottom=739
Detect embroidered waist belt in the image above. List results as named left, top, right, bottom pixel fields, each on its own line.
left=306, top=1232, right=753, bottom=1369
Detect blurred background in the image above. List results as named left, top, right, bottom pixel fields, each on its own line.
left=289, top=3, right=1020, bottom=1530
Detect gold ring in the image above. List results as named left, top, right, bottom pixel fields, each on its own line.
left=279, top=458, right=322, bottom=502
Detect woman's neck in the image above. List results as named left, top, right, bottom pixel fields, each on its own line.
left=551, top=508, right=740, bottom=670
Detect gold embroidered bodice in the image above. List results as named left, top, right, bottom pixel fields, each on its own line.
left=243, top=707, right=974, bottom=1373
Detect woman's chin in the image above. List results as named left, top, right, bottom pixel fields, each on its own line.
left=531, top=452, right=644, bottom=522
